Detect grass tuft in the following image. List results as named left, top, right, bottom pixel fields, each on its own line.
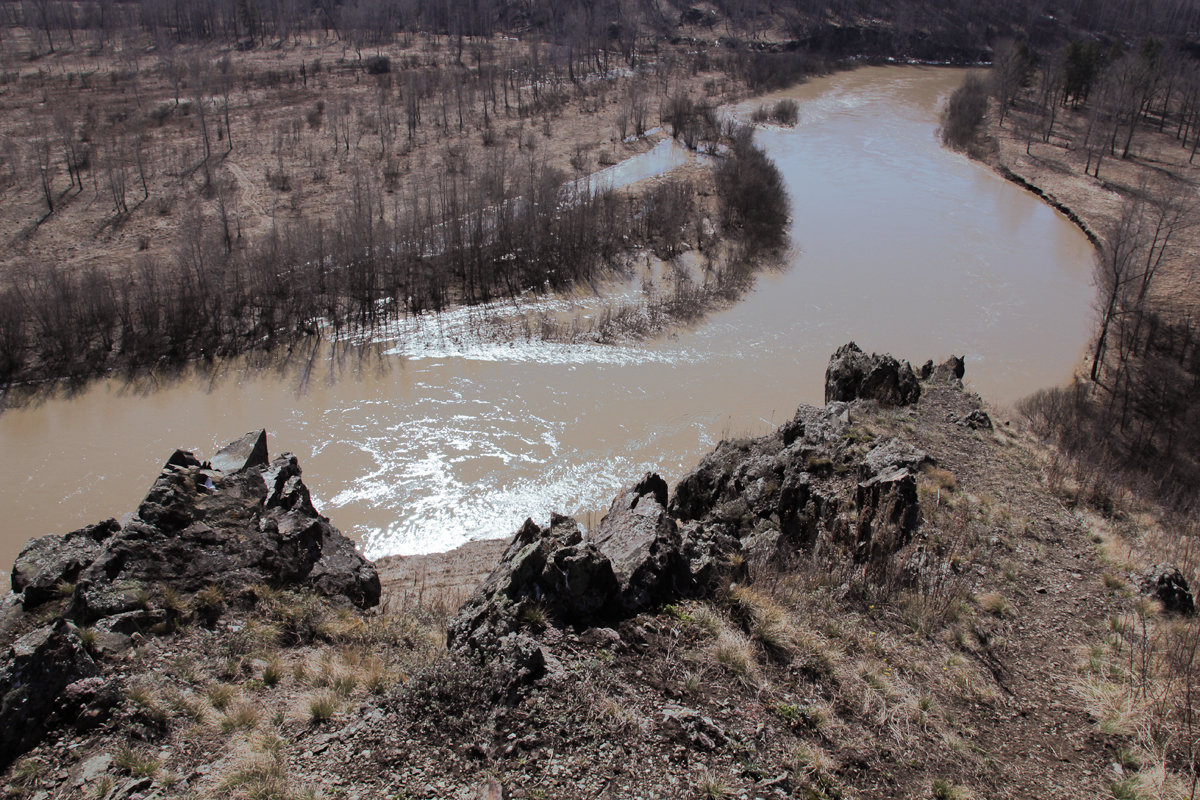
left=695, top=771, right=731, bottom=799
left=218, top=701, right=261, bottom=734
left=306, top=689, right=339, bottom=724
left=207, top=682, right=238, bottom=711
left=113, top=744, right=160, bottom=778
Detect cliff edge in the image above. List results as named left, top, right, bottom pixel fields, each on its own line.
left=0, top=346, right=1189, bottom=800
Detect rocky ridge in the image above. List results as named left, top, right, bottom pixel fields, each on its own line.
left=0, top=430, right=379, bottom=770
left=0, top=345, right=1194, bottom=800
left=446, top=344, right=947, bottom=684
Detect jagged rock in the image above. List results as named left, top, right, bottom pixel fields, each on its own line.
left=447, top=516, right=620, bottom=682
left=1141, top=565, right=1194, bottom=615
left=0, top=593, right=22, bottom=645
left=861, top=438, right=928, bottom=480
left=676, top=522, right=742, bottom=594
left=164, top=449, right=201, bottom=470
left=660, top=705, right=731, bottom=750
left=930, top=355, right=966, bottom=386
left=962, top=409, right=993, bottom=430
left=590, top=474, right=684, bottom=612
left=11, top=519, right=120, bottom=608
left=825, top=342, right=921, bottom=406
left=854, top=467, right=922, bottom=572
left=210, top=429, right=270, bottom=474
left=0, top=620, right=100, bottom=769
left=263, top=454, right=319, bottom=515
left=67, top=449, right=380, bottom=623
left=55, top=675, right=121, bottom=731
left=448, top=476, right=707, bottom=683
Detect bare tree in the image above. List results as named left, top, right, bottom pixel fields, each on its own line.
left=1091, top=197, right=1145, bottom=382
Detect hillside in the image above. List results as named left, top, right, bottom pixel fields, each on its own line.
left=3, top=345, right=1191, bottom=800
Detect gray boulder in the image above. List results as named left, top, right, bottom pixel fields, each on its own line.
left=825, top=342, right=921, bottom=406
left=12, top=519, right=120, bottom=607
left=0, top=620, right=100, bottom=769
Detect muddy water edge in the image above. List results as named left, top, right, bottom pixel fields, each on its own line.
left=0, top=66, right=1096, bottom=568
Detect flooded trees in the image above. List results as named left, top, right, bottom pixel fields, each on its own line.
left=939, top=73, right=988, bottom=152
left=714, top=131, right=789, bottom=256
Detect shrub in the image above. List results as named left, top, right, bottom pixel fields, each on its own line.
left=940, top=72, right=989, bottom=151
left=364, top=55, right=390, bottom=74
left=770, top=98, right=799, bottom=125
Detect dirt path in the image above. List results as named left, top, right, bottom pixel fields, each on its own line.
left=906, top=387, right=1123, bottom=797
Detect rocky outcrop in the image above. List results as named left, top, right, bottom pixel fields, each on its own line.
left=10, top=433, right=380, bottom=628
left=449, top=350, right=970, bottom=684
left=825, top=342, right=921, bottom=406
left=0, top=620, right=101, bottom=768
left=447, top=514, right=620, bottom=684
left=1, top=432, right=379, bottom=767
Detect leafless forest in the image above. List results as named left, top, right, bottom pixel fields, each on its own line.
left=0, top=0, right=1197, bottom=388
left=939, top=34, right=1200, bottom=513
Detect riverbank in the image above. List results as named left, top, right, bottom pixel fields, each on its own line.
left=981, top=95, right=1200, bottom=311
left=0, top=66, right=1099, bottom=576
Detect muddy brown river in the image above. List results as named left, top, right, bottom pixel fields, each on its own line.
left=0, top=67, right=1095, bottom=567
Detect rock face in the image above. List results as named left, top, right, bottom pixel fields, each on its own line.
left=2, top=433, right=379, bottom=767
left=825, top=342, right=921, bottom=406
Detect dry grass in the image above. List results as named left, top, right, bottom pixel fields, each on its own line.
left=695, top=771, right=732, bottom=799
left=112, top=744, right=160, bottom=778
left=217, top=740, right=320, bottom=800
left=169, top=690, right=209, bottom=724
left=976, top=592, right=1013, bottom=618
left=206, top=682, right=239, bottom=711
left=712, top=630, right=758, bottom=684
left=218, top=701, right=261, bottom=734
left=304, top=689, right=340, bottom=725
